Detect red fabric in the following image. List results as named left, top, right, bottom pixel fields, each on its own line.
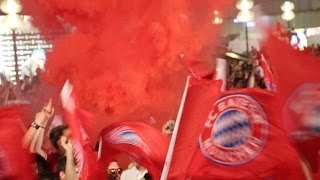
left=168, top=81, right=305, bottom=179
left=263, top=34, right=320, bottom=174
left=168, top=78, right=222, bottom=179
left=62, top=91, right=98, bottom=179
left=183, top=57, right=215, bottom=79
left=0, top=106, right=35, bottom=179
left=99, top=121, right=169, bottom=179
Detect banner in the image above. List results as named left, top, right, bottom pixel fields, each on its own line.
left=263, top=34, right=320, bottom=174
left=60, top=80, right=98, bottom=179
left=99, top=121, right=169, bottom=179
left=168, top=84, right=305, bottom=179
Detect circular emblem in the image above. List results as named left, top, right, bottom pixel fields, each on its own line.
left=284, top=83, right=320, bottom=135
left=199, top=94, right=269, bottom=165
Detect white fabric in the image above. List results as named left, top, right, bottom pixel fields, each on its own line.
left=120, top=166, right=148, bottom=180
left=215, top=58, right=227, bottom=91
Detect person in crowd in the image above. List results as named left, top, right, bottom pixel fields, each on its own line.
left=247, top=58, right=266, bottom=89
left=37, top=171, right=58, bottom=180
left=120, top=162, right=140, bottom=180
left=32, top=68, right=43, bottom=86
left=54, top=136, right=79, bottom=180
left=107, top=160, right=122, bottom=180
left=120, top=162, right=151, bottom=180
left=21, top=76, right=32, bottom=93
left=249, top=46, right=258, bottom=59
left=23, top=99, right=78, bottom=180
left=23, top=99, right=56, bottom=175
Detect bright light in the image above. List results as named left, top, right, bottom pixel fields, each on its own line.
left=212, top=17, right=223, bottom=24
left=2, top=14, right=24, bottom=30
left=281, top=11, right=295, bottom=21
left=246, top=21, right=256, bottom=27
left=281, top=1, right=295, bottom=12
left=236, top=10, right=254, bottom=22
left=236, top=0, right=254, bottom=11
left=290, top=31, right=308, bottom=50
left=0, top=0, right=22, bottom=14
left=212, top=10, right=223, bottom=24
left=281, top=1, right=295, bottom=21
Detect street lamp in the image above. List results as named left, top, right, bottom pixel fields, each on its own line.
left=212, top=10, right=223, bottom=25
left=236, top=0, right=254, bottom=11
left=236, top=0, right=254, bottom=56
left=281, top=1, right=295, bottom=27
left=236, top=10, right=254, bottom=23
left=1, top=0, right=24, bottom=83
left=0, top=0, right=22, bottom=14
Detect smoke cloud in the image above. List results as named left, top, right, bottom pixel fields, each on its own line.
left=22, top=0, right=234, bottom=131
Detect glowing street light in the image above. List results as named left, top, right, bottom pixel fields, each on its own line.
left=1, top=0, right=24, bottom=83
left=236, top=0, right=254, bottom=11
left=212, top=10, right=223, bottom=24
left=281, top=1, right=295, bottom=12
left=236, top=10, right=254, bottom=23
left=281, top=11, right=295, bottom=21
left=2, top=13, right=24, bottom=30
left=0, top=0, right=22, bottom=14
left=236, top=0, right=254, bottom=23
left=235, top=0, right=255, bottom=56
left=281, top=1, right=295, bottom=21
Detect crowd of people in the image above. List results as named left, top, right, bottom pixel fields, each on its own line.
left=303, top=43, right=320, bottom=57
left=22, top=99, right=153, bottom=180
left=226, top=46, right=266, bottom=90
left=0, top=39, right=317, bottom=180
left=0, top=72, right=41, bottom=106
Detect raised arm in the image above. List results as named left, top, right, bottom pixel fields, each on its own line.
left=23, top=99, right=54, bottom=154
left=33, top=100, right=55, bottom=158
left=61, top=136, right=79, bottom=180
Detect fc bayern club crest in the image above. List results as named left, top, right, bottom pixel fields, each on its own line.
left=284, top=83, right=320, bottom=135
left=199, top=94, right=269, bottom=165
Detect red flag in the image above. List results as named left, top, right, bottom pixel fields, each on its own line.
left=0, top=105, right=35, bottom=179
left=168, top=82, right=305, bottom=179
left=99, top=121, right=169, bottom=179
left=60, top=81, right=99, bottom=180
left=263, top=34, right=320, bottom=174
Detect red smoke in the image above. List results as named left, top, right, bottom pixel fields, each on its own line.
left=22, top=0, right=234, bottom=130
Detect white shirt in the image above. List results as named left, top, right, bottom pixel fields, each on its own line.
left=120, top=166, right=148, bottom=180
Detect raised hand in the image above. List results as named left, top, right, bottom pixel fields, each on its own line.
left=35, top=99, right=55, bottom=126
left=60, top=136, right=73, bottom=155
left=42, top=98, right=55, bottom=119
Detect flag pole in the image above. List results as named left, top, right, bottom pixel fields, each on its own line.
left=215, top=58, right=227, bottom=91
left=160, top=76, right=191, bottom=180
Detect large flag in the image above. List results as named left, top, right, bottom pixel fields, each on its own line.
left=99, top=121, right=169, bottom=179
left=0, top=105, right=35, bottom=179
left=60, top=81, right=100, bottom=179
left=168, top=81, right=305, bottom=179
left=263, top=34, right=320, bottom=174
